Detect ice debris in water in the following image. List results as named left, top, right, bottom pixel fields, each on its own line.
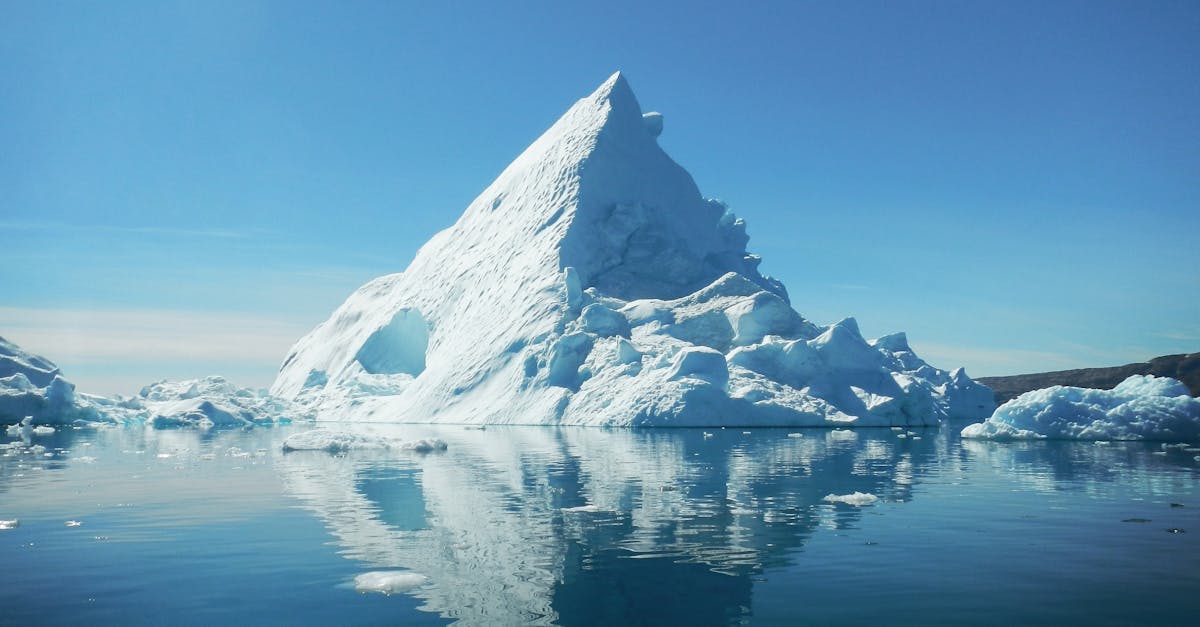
left=0, top=519, right=18, bottom=530
left=961, top=375, right=1200, bottom=441
left=353, top=571, right=427, bottom=594
left=65, top=520, right=82, bottom=527
left=561, top=504, right=603, bottom=513
left=282, top=429, right=447, bottom=454
left=823, top=492, right=879, bottom=507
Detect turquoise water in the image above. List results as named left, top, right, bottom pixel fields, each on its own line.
left=2, top=424, right=1198, bottom=626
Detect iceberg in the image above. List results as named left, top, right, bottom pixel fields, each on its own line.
left=271, top=73, right=993, bottom=427
left=1, top=336, right=306, bottom=428
left=135, top=376, right=305, bottom=428
left=1, top=335, right=115, bottom=425
left=961, top=375, right=1200, bottom=441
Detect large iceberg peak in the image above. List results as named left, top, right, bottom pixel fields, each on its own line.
left=272, top=73, right=995, bottom=427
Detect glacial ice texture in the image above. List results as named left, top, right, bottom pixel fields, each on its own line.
left=961, top=375, right=1200, bottom=441
left=269, top=73, right=995, bottom=427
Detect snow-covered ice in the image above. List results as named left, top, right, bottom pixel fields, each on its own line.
left=271, top=73, right=994, bottom=427
left=353, top=571, right=427, bottom=594
left=281, top=429, right=447, bottom=453
left=961, top=375, right=1200, bottom=441
left=822, top=492, right=879, bottom=506
left=1, top=336, right=309, bottom=429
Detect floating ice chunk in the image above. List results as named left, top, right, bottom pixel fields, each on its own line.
left=31, top=426, right=55, bottom=436
left=823, top=492, right=879, bottom=506
left=561, top=504, right=603, bottom=513
left=65, top=520, right=82, bottom=527
left=787, top=432, right=803, bottom=438
left=961, top=375, right=1200, bottom=441
left=283, top=430, right=391, bottom=452
left=282, top=429, right=447, bottom=454
left=0, top=519, right=18, bottom=530
left=354, top=571, right=427, bottom=594
left=401, top=438, right=449, bottom=453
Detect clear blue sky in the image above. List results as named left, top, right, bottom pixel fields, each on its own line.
left=2, top=0, right=1197, bottom=395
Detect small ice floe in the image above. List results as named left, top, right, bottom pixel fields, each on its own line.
left=74, top=456, right=97, bottom=464
left=890, top=426, right=903, bottom=431
left=702, top=431, right=713, bottom=439
left=961, top=375, right=1200, bottom=440
left=561, top=504, right=603, bottom=513
left=156, top=453, right=172, bottom=459
left=822, top=492, right=879, bottom=507
left=742, top=431, right=751, bottom=435
left=65, top=520, right=82, bottom=527
left=896, top=433, right=908, bottom=439
left=787, top=432, right=803, bottom=438
left=282, top=429, right=447, bottom=454
left=403, top=439, right=449, bottom=453
left=6, top=417, right=33, bottom=438
left=0, top=519, right=19, bottom=530
left=32, top=426, right=55, bottom=436
left=353, top=571, right=427, bottom=595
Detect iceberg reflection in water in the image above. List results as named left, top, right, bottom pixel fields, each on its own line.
left=3, top=424, right=1198, bottom=626
left=273, top=424, right=1200, bottom=626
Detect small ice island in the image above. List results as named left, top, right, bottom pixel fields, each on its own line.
left=270, top=72, right=996, bottom=427
left=962, top=375, right=1200, bottom=441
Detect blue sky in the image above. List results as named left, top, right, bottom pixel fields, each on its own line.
left=2, top=0, right=1197, bottom=395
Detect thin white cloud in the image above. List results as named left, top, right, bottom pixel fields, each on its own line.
left=0, top=306, right=307, bottom=366
left=1154, top=330, right=1200, bottom=342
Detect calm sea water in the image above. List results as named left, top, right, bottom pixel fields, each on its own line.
left=2, top=423, right=1198, bottom=626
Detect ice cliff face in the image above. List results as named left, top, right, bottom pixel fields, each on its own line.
left=272, top=73, right=994, bottom=426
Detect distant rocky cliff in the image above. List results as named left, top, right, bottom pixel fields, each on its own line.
left=978, top=353, right=1200, bottom=404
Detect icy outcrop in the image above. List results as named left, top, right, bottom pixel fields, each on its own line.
left=0, top=336, right=113, bottom=425
left=0, top=336, right=305, bottom=428
left=272, top=73, right=994, bottom=427
left=961, top=375, right=1200, bottom=441
left=134, top=377, right=306, bottom=428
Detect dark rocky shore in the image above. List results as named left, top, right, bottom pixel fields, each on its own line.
left=978, top=353, right=1200, bottom=404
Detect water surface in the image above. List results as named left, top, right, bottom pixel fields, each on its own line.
left=2, top=424, right=1197, bottom=626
